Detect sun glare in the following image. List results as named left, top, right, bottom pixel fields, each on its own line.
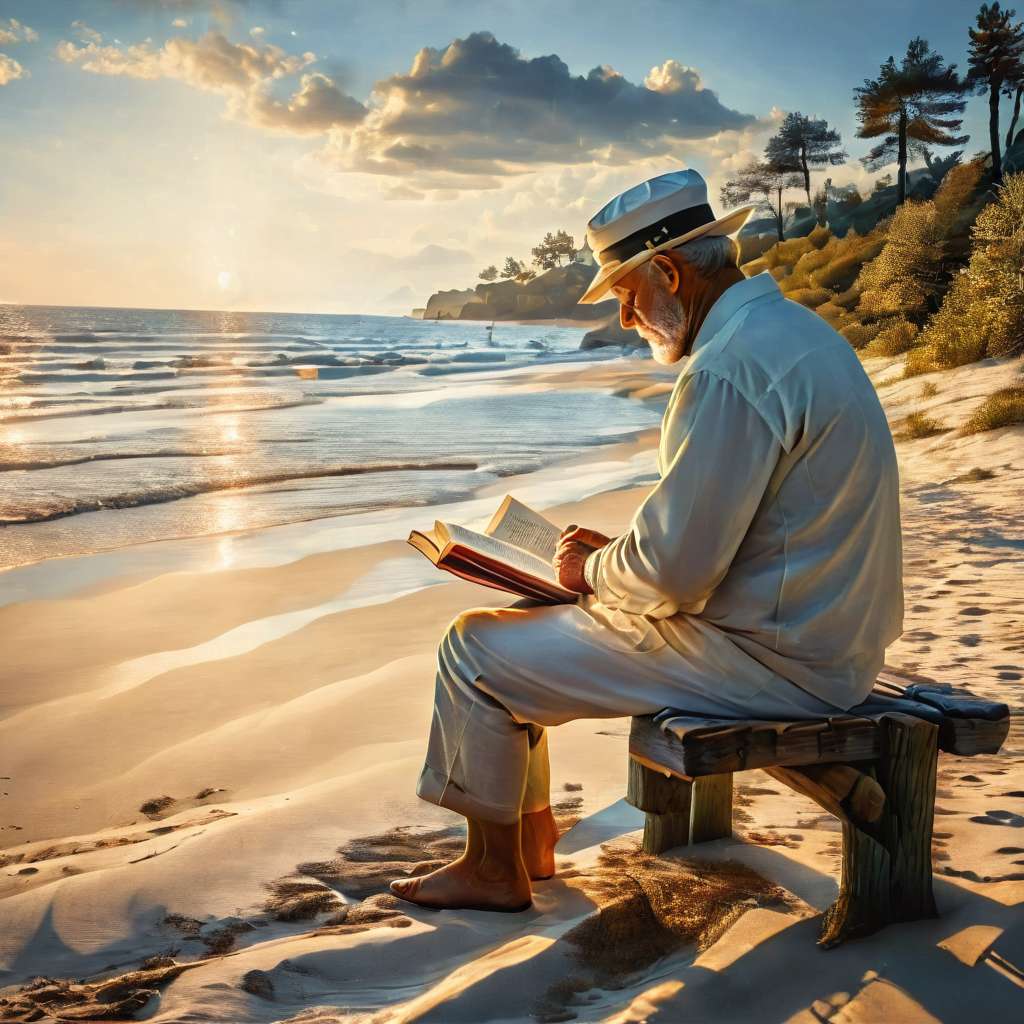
left=217, top=270, right=232, bottom=290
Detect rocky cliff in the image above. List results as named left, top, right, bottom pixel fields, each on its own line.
left=416, top=257, right=617, bottom=322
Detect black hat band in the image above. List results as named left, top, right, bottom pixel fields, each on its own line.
left=599, top=203, right=716, bottom=266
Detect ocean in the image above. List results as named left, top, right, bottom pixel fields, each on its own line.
left=0, top=305, right=660, bottom=576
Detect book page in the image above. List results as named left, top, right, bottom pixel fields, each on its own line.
left=484, top=495, right=562, bottom=561
left=443, top=521, right=561, bottom=586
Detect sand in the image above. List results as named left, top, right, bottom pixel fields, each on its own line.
left=0, top=354, right=1021, bottom=1023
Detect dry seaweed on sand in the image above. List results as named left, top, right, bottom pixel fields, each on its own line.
left=0, top=960, right=201, bottom=1022
left=263, top=879, right=343, bottom=921
left=138, top=795, right=175, bottom=816
left=534, top=839, right=795, bottom=1020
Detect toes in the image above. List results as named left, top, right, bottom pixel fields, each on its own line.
left=390, top=876, right=419, bottom=898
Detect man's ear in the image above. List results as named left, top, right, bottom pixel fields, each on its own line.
left=649, top=253, right=681, bottom=295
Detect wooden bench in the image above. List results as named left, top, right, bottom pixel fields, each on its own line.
left=624, top=667, right=1011, bottom=948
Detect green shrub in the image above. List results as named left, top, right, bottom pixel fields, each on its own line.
left=897, top=411, right=946, bottom=439
left=903, top=346, right=938, bottom=377
left=866, top=319, right=920, bottom=356
left=806, top=223, right=831, bottom=248
left=961, top=386, right=1024, bottom=434
left=794, top=245, right=835, bottom=278
left=933, top=158, right=986, bottom=234
left=854, top=201, right=950, bottom=325
left=815, top=301, right=852, bottom=327
left=840, top=321, right=884, bottom=349
left=831, top=284, right=862, bottom=310
left=912, top=173, right=1024, bottom=370
left=773, top=235, right=818, bottom=266
left=813, top=232, right=886, bottom=291
left=784, top=286, right=833, bottom=309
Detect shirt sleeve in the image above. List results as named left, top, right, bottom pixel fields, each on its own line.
left=588, top=370, right=782, bottom=619
left=582, top=547, right=600, bottom=592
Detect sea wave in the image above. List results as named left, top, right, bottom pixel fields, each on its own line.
left=0, top=394, right=323, bottom=422
left=0, top=459, right=481, bottom=524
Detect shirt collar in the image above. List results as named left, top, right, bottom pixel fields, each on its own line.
left=689, top=272, right=781, bottom=357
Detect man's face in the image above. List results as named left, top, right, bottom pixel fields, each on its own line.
left=611, top=259, right=688, bottom=365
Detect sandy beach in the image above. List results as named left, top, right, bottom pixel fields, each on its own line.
left=0, top=354, right=1021, bottom=1023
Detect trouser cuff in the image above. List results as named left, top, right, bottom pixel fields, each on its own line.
left=416, top=765, right=523, bottom=825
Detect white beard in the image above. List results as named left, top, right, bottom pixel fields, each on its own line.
left=636, top=297, right=689, bottom=365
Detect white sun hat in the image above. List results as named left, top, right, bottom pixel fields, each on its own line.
left=578, top=168, right=755, bottom=304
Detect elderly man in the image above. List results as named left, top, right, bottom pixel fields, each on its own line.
left=391, top=168, right=903, bottom=912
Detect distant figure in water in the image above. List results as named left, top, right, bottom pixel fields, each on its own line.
left=391, top=168, right=904, bottom=912
left=485, top=321, right=495, bottom=346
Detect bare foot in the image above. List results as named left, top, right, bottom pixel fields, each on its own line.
left=390, top=856, right=532, bottom=912
left=521, top=807, right=559, bottom=880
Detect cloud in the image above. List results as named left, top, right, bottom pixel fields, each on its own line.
left=247, top=71, right=366, bottom=133
left=315, top=31, right=756, bottom=188
left=250, top=26, right=265, bottom=37
left=57, top=28, right=312, bottom=87
left=172, top=18, right=190, bottom=28
left=57, top=28, right=365, bottom=133
left=0, top=18, right=37, bottom=45
left=644, top=58, right=702, bottom=94
left=0, top=53, right=25, bottom=85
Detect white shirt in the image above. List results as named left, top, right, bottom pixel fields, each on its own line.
left=583, top=271, right=904, bottom=709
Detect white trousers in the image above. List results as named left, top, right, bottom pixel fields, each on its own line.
left=416, top=599, right=844, bottom=825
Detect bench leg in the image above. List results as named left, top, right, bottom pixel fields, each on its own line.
left=626, top=759, right=693, bottom=854
left=691, top=773, right=734, bottom=844
left=819, top=715, right=939, bottom=948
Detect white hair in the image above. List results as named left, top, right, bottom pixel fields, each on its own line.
left=671, top=234, right=738, bottom=275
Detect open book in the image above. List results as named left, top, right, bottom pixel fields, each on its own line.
left=407, top=495, right=577, bottom=603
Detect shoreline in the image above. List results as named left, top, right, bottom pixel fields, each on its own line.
left=0, top=352, right=1021, bottom=1020
left=0, top=356, right=670, bottom=603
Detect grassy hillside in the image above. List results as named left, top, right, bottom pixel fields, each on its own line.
left=743, top=159, right=1023, bottom=432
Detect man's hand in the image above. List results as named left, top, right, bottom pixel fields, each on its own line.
left=553, top=525, right=612, bottom=594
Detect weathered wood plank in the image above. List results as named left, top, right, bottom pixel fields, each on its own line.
left=879, top=714, right=939, bottom=923
left=690, top=774, right=733, bottom=843
left=643, top=811, right=690, bottom=855
left=626, top=759, right=692, bottom=814
left=766, top=763, right=885, bottom=834
left=818, top=714, right=938, bottom=947
left=631, top=714, right=881, bottom=779
left=944, top=715, right=1011, bottom=757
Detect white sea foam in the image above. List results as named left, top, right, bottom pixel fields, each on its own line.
left=0, top=305, right=658, bottom=589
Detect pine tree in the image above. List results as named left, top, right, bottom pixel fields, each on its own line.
left=720, top=162, right=803, bottom=241
left=764, top=112, right=847, bottom=207
left=478, top=265, right=499, bottom=282
left=500, top=256, right=524, bottom=280
left=531, top=230, right=577, bottom=270
left=966, top=2, right=1024, bottom=183
left=854, top=38, right=969, bottom=204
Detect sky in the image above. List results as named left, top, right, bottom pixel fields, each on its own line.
left=0, top=0, right=999, bottom=315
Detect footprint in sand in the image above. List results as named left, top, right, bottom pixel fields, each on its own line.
left=958, top=607, right=992, bottom=616
left=958, top=635, right=982, bottom=647
left=969, top=810, right=1024, bottom=828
